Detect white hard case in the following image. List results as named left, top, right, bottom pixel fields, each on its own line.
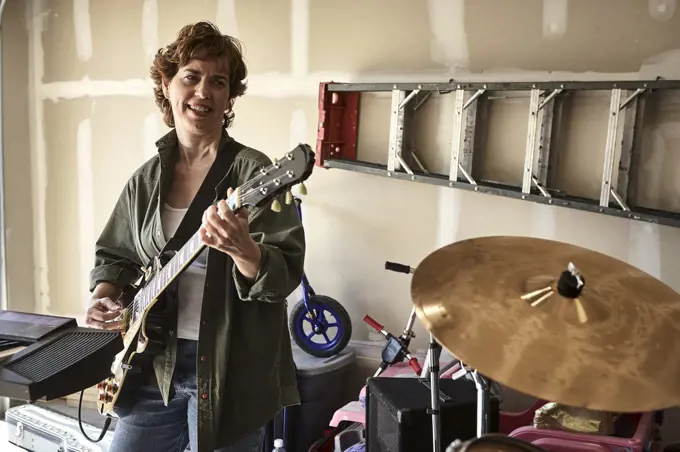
left=4, top=403, right=114, bottom=452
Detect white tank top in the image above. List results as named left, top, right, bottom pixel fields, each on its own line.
left=160, top=203, right=208, bottom=341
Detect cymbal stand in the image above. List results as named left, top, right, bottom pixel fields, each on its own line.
left=427, top=332, right=442, bottom=452
left=451, top=363, right=491, bottom=437
left=471, top=370, right=490, bottom=437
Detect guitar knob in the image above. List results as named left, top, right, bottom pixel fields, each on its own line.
left=298, top=182, right=307, bottom=195
left=285, top=191, right=293, bottom=205
left=271, top=199, right=281, bottom=212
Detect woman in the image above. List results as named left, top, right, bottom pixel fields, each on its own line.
left=85, top=21, right=305, bottom=452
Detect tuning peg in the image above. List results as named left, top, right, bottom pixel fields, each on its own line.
left=298, top=182, right=307, bottom=195
left=285, top=191, right=293, bottom=205
left=271, top=199, right=281, bottom=212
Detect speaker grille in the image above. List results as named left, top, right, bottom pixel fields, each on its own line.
left=6, top=330, right=120, bottom=382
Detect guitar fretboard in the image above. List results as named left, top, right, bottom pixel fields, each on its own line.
left=134, top=195, right=239, bottom=313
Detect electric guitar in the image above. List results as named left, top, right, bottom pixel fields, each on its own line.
left=95, top=143, right=315, bottom=415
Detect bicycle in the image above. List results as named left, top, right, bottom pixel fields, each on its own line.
left=288, top=197, right=353, bottom=358
left=363, top=261, right=424, bottom=376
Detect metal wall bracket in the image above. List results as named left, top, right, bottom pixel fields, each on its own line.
left=314, top=79, right=680, bottom=229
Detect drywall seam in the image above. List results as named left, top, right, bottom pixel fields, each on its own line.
left=427, top=0, right=468, bottom=247
left=27, top=0, right=50, bottom=313
left=42, top=78, right=155, bottom=101
left=289, top=108, right=307, bottom=148
left=76, top=119, right=94, bottom=307
left=141, top=0, right=158, bottom=65
left=216, top=0, right=239, bottom=37
left=285, top=108, right=308, bottom=304
left=427, top=0, right=469, bottom=70
left=73, top=0, right=92, bottom=61
left=291, top=0, right=309, bottom=78
left=542, top=0, right=568, bottom=39
left=0, top=0, right=8, bottom=317
left=40, top=68, right=646, bottom=102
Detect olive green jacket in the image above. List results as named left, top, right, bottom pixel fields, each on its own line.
left=89, top=129, right=304, bottom=451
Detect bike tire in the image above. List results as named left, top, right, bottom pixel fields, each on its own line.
left=289, top=295, right=352, bottom=358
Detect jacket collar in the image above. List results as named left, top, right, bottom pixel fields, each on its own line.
left=154, top=128, right=231, bottom=155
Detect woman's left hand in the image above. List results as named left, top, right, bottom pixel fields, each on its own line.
left=200, top=188, right=261, bottom=279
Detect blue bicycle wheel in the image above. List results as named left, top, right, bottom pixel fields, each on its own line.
left=289, top=295, right=352, bottom=358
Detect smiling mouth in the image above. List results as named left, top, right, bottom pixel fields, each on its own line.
left=186, top=103, right=212, bottom=116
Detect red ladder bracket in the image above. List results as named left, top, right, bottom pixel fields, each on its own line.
left=315, top=82, right=360, bottom=167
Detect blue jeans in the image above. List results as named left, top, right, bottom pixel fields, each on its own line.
left=110, top=339, right=264, bottom=452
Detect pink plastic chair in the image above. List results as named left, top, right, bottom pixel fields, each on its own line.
left=509, top=412, right=656, bottom=452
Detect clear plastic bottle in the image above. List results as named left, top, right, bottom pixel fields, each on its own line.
left=272, top=438, right=285, bottom=451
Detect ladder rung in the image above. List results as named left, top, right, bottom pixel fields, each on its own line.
left=450, top=87, right=482, bottom=184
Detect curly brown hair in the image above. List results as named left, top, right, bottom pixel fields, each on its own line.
left=149, top=21, right=248, bottom=128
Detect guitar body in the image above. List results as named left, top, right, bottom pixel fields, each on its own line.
left=94, top=143, right=316, bottom=417
left=96, top=268, right=170, bottom=415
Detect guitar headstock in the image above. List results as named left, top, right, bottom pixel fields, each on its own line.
left=231, top=143, right=315, bottom=211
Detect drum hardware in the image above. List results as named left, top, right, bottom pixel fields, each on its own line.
left=410, top=235, right=680, bottom=413
left=427, top=332, right=443, bottom=452
left=407, top=235, right=680, bottom=450
left=418, top=333, right=496, bottom=452
left=470, top=369, right=491, bottom=437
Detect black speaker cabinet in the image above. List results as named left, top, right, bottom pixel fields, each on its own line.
left=365, top=376, right=500, bottom=452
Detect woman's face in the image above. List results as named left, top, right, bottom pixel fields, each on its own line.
left=163, top=57, right=231, bottom=138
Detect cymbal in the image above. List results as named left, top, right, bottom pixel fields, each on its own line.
left=411, top=236, right=680, bottom=413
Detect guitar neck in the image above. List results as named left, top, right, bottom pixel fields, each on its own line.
left=137, top=195, right=239, bottom=309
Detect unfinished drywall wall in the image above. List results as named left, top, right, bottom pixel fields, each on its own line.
left=2, top=0, right=35, bottom=312
left=12, top=0, right=680, bottom=349
left=4, top=0, right=680, bottom=438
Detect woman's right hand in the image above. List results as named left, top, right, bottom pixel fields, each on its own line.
left=85, top=297, right=124, bottom=331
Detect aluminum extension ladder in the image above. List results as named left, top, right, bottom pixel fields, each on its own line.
left=315, top=79, right=680, bottom=228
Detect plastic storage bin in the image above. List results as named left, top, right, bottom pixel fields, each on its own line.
left=265, top=346, right=356, bottom=452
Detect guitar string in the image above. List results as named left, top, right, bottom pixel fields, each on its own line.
left=123, top=176, right=272, bottom=316
left=121, top=167, right=302, bottom=319
left=121, top=149, right=310, bottom=317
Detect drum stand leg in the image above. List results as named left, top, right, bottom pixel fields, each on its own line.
left=428, top=333, right=442, bottom=452
left=450, top=363, right=491, bottom=438
left=471, top=371, right=490, bottom=437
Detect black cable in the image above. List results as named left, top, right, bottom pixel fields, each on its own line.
left=77, top=389, right=112, bottom=443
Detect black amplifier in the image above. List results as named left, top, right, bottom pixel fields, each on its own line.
left=365, top=376, right=500, bottom=452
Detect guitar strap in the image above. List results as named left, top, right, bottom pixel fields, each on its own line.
left=160, top=136, right=242, bottom=258
left=122, top=136, right=242, bottom=387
